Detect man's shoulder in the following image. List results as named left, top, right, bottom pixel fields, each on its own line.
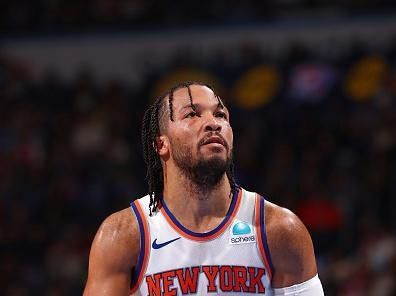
left=90, top=207, right=140, bottom=267
left=264, top=200, right=311, bottom=246
left=264, top=200, right=303, bottom=233
left=86, top=206, right=142, bottom=272
left=100, top=207, right=138, bottom=237
left=84, top=207, right=141, bottom=294
left=243, top=189, right=307, bottom=243
left=263, top=200, right=317, bottom=277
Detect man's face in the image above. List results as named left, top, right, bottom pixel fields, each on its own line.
left=162, top=85, right=233, bottom=186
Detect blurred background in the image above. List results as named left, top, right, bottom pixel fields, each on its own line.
left=1, top=1, right=396, bottom=295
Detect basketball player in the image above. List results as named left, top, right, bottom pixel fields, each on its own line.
left=84, top=82, right=324, bottom=295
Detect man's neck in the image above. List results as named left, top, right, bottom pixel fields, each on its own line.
left=162, top=170, right=233, bottom=233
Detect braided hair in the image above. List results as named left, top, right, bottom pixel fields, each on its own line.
left=141, top=81, right=239, bottom=215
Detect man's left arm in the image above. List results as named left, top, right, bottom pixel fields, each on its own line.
left=265, top=202, right=324, bottom=295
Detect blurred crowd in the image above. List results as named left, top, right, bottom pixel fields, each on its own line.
left=2, top=0, right=396, bottom=35
left=1, top=38, right=396, bottom=295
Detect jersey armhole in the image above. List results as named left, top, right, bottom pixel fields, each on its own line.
left=255, top=194, right=275, bottom=281
left=130, top=200, right=150, bottom=293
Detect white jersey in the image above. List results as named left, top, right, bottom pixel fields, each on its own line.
left=130, top=188, right=274, bottom=295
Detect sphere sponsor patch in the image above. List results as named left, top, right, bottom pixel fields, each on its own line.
left=229, top=220, right=256, bottom=245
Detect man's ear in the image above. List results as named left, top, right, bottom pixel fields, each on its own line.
left=155, top=135, right=169, bottom=156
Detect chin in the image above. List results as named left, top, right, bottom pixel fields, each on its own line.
left=201, top=153, right=227, bottom=163
left=192, top=155, right=229, bottom=187
left=199, top=154, right=230, bottom=171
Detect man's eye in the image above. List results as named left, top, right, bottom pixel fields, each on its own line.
left=186, top=111, right=197, bottom=118
left=216, top=112, right=227, bottom=119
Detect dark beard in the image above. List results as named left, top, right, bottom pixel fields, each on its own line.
left=173, top=146, right=231, bottom=189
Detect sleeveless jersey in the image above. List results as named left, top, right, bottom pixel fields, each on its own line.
left=130, top=188, right=275, bottom=295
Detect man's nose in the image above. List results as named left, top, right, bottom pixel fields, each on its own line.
left=204, top=114, right=221, bottom=132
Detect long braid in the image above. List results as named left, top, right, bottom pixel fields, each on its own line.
left=226, top=158, right=239, bottom=197
left=141, top=102, right=163, bottom=216
left=142, top=81, right=239, bottom=215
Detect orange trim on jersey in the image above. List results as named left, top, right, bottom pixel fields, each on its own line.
left=255, top=194, right=273, bottom=281
left=130, top=200, right=150, bottom=293
left=160, top=188, right=243, bottom=242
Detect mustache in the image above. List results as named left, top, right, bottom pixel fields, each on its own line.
left=198, top=132, right=229, bottom=151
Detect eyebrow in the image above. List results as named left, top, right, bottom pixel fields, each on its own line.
left=180, top=102, right=226, bottom=111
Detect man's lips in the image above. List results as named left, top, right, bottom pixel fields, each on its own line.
left=199, top=134, right=228, bottom=150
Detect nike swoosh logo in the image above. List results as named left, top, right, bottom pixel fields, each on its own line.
left=152, top=237, right=181, bottom=249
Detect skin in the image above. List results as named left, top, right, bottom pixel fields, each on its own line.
left=83, top=85, right=318, bottom=295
